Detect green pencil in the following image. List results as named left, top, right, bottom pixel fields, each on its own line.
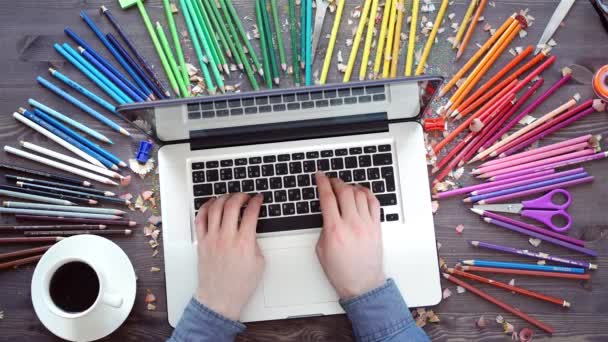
left=163, top=0, right=189, bottom=92
left=202, top=0, right=243, bottom=70
left=197, top=0, right=229, bottom=74
left=262, top=0, right=280, bottom=85
left=288, top=0, right=300, bottom=85
left=220, top=0, right=263, bottom=76
left=155, top=22, right=189, bottom=97
left=194, top=0, right=227, bottom=74
left=270, top=0, right=287, bottom=72
left=179, top=0, right=216, bottom=94
left=190, top=0, right=221, bottom=72
left=255, top=0, right=272, bottom=89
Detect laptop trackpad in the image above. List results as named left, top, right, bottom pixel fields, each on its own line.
left=263, top=247, right=338, bottom=307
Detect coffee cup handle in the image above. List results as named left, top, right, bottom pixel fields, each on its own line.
left=101, top=292, right=123, bottom=308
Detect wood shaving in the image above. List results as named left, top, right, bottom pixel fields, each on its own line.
left=148, top=215, right=162, bottom=226
left=442, top=287, right=452, bottom=299
left=186, top=63, right=198, bottom=77
left=337, top=50, right=343, bottom=63
left=518, top=115, right=536, bottom=125
left=503, top=321, right=515, bottom=334
left=519, top=30, right=527, bottom=38
left=346, top=38, right=353, bottom=47
left=436, top=241, right=442, bottom=250
left=496, top=315, right=505, bottom=324
left=120, top=175, right=132, bottom=186
left=119, top=193, right=133, bottom=201
left=448, top=13, right=455, bottom=21
left=509, top=48, right=517, bottom=56
left=456, top=285, right=466, bottom=294
left=151, top=229, right=160, bottom=241
left=515, top=46, right=524, bottom=54
left=477, top=16, right=484, bottom=22
left=519, top=327, right=534, bottom=342
left=134, top=195, right=145, bottom=211
left=452, top=167, right=464, bottom=180
left=337, top=63, right=347, bottom=72
left=351, top=5, right=362, bottom=18
left=150, top=267, right=161, bottom=273
left=483, top=23, right=492, bottom=31
left=142, top=190, right=154, bottom=201
left=152, top=249, right=159, bottom=257
left=145, top=290, right=156, bottom=303
left=547, top=38, right=557, bottom=47
left=529, top=238, right=541, bottom=247
left=573, top=93, right=581, bottom=102
left=170, top=3, right=178, bottom=13
left=426, top=310, right=440, bottom=323
left=469, top=118, right=484, bottom=132
left=476, top=315, right=487, bottom=328
left=593, top=100, right=607, bottom=112
left=147, top=303, right=157, bottom=311
left=489, top=1, right=495, bottom=7
left=0, top=311, right=3, bottom=320
left=149, top=239, right=159, bottom=249
left=129, top=158, right=155, bottom=178
left=432, top=200, right=439, bottom=214
left=438, top=256, right=447, bottom=270
left=144, top=225, right=155, bottom=237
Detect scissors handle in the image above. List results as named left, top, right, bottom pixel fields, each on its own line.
left=522, top=209, right=572, bottom=232
left=522, top=189, right=572, bottom=210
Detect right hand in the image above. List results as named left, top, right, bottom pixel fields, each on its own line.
left=314, top=172, right=386, bottom=300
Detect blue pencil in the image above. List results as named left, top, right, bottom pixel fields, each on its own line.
left=32, top=108, right=126, bottom=168
left=305, top=0, right=312, bottom=86
left=64, top=27, right=148, bottom=102
left=79, top=11, right=153, bottom=100
left=49, top=68, right=117, bottom=115
left=53, top=43, right=127, bottom=105
left=461, top=259, right=585, bottom=274
left=36, top=76, right=130, bottom=137
left=28, top=99, right=112, bottom=144
left=19, top=109, right=116, bottom=170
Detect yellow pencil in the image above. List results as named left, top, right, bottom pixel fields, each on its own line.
left=390, top=0, right=405, bottom=77
left=373, top=0, right=394, bottom=78
left=415, top=0, right=449, bottom=75
left=320, top=0, right=346, bottom=84
left=453, top=0, right=478, bottom=49
left=343, top=0, right=373, bottom=82
left=382, top=0, right=398, bottom=78
left=359, top=0, right=380, bottom=80
left=405, top=0, right=419, bottom=76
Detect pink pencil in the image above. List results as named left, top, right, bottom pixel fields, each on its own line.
left=478, top=175, right=594, bottom=204
left=471, top=167, right=584, bottom=195
left=481, top=134, right=593, bottom=167
left=480, top=73, right=572, bottom=151
left=432, top=169, right=555, bottom=199
left=489, top=151, right=608, bottom=181
left=477, top=149, right=594, bottom=178
left=474, top=142, right=590, bottom=174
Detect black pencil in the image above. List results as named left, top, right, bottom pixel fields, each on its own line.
left=5, top=175, right=114, bottom=197
left=24, top=229, right=132, bottom=237
left=16, top=182, right=129, bottom=205
left=0, top=163, right=91, bottom=187
left=15, top=215, right=137, bottom=227
left=0, top=224, right=106, bottom=231
left=0, top=185, right=96, bottom=205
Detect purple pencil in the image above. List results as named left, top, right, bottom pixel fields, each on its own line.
left=470, top=209, right=586, bottom=246
left=490, top=151, right=608, bottom=181
left=471, top=168, right=584, bottom=195
left=477, top=149, right=594, bottom=178
left=478, top=175, right=594, bottom=204
left=482, top=73, right=572, bottom=151
left=479, top=216, right=597, bottom=257
left=468, top=240, right=598, bottom=270
left=432, top=169, right=556, bottom=200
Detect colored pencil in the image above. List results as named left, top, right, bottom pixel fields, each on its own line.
left=0, top=163, right=90, bottom=187
left=256, top=0, right=273, bottom=89
left=343, top=0, right=372, bottom=82
left=261, top=0, right=280, bottom=85
left=155, top=22, right=188, bottom=97
left=320, top=0, right=345, bottom=83
left=432, top=169, right=556, bottom=200
left=448, top=267, right=571, bottom=307
left=49, top=68, right=117, bottom=115
left=100, top=5, right=170, bottom=98
left=180, top=0, right=216, bottom=94
left=24, top=229, right=132, bottom=237
left=0, top=225, right=106, bottom=231
left=0, top=254, right=44, bottom=270
left=305, top=0, right=313, bottom=85
left=415, top=0, right=449, bottom=75
left=442, top=273, right=555, bottom=334
left=441, top=11, right=514, bottom=96
left=289, top=0, right=301, bottom=85
left=4, top=202, right=124, bottom=215
left=0, top=237, right=65, bottom=244
left=479, top=175, right=594, bottom=204
left=5, top=175, right=114, bottom=197
left=470, top=168, right=584, bottom=195
left=194, top=0, right=227, bottom=74
left=163, top=0, right=189, bottom=88
left=189, top=0, right=220, bottom=71
left=382, top=0, right=398, bottom=78
left=374, top=0, right=393, bottom=78
left=200, top=0, right=235, bottom=63
left=0, top=185, right=97, bottom=206
left=460, top=265, right=591, bottom=281
left=15, top=216, right=137, bottom=227
left=456, top=0, right=488, bottom=59
left=462, top=259, right=585, bottom=274
left=361, top=0, right=380, bottom=80
left=476, top=150, right=593, bottom=179
left=3, top=146, right=118, bottom=186
left=453, top=0, right=478, bottom=48
left=269, top=0, right=286, bottom=72
left=404, top=0, right=419, bottom=76
left=14, top=110, right=108, bottom=170
left=0, top=189, right=75, bottom=206
left=389, top=0, right=404, bottom=78
left=300, top=0, right=306, bottom=70
left=0, top=208, right=120, bottom=220
left=223, top=0, right=263, bottom=74
left=468, top=240, right=597, bottom=270
left=16, top=182, right=129, bottom=206
left=0, top=246, right=52, bottom=261
left=36, top=76, right=130, bottom=137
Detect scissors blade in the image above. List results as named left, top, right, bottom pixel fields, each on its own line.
left=535, top=0, right=576, bottom=54
left=311, top=0, right=330, bottom=62
left=473, top=204, right=524, bottom=214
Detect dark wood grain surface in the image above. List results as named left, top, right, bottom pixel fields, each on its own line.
left=0, top=0, right=607, bottom=341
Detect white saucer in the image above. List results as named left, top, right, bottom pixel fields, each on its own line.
left=31, top=235, right=136, bottom=342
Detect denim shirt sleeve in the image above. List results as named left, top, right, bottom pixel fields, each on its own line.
left=167, top=297, right=245, bottom=342
left=340, top=279, right=430, bottom=342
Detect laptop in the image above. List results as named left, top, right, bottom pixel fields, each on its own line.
left=117, top=76, right=443, bottom=326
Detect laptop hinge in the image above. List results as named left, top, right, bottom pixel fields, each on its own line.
left=188, top=112, right=389, bottom=150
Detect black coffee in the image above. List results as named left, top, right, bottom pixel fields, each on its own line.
left=49, top=261, right=100, bottom=313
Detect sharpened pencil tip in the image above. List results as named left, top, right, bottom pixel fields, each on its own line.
left=100, top=225, right=107, bottom=229
left=90, top=200, right=98, bottom=205
left=463, top=197, right=471, bottom=203
left=128, top=221, right=137, bottom=227
left=119, top=161, right=127, bottom=168
left=470, top=208, right=484, bottom=216
left=125, top=229, right=132, bottom=235
left=469, top=240, right=479, bottom=246
left=441, top=273, right=450, bottom=279
left=100, top=5, right=108, bottom=13
left=471, top=169, right=480, bottom=174
left=483, top=217, right=491, bottom=223
left=563, top=301, right=571, bottom=308
left=431, top=167, right=439, bottom=174
left=119, top=128, right=130, bottom=136
left=105, top=191, right=116, bottom=197
left=83, top=181, right=92, bottom=187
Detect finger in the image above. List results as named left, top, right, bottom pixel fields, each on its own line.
left=315, top=172, right=341, bottom=224
left=221, top=193, right=251, bottom=237
left=195, top=198, right=213, bottom=241
left=240, top=194, right=264, bottom=240
left=330, top=178, right=357, bottom=219
left=207, top=194, right=229, bottom=235
left=354, top=186, right=371, bottom=222
left=364, top=187, right=381, bottom=224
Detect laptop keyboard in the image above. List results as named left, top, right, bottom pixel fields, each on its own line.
left=186, top=85, right=387, bottom=120
left=191, top=143, right=400, bottom=233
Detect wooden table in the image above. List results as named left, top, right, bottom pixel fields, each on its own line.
left=0, top=0, right=607, bottom=340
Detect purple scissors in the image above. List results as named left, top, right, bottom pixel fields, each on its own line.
left=473, top=189, right=572, bottom=232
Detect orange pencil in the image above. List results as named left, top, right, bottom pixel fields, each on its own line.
left=456, top=0, right=488, bottom=60
left=460, top=265, right=591, bottom=280
left=439, top=13, right=515, bottom=98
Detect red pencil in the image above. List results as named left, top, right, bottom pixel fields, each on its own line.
left=443, top=272, right=555, bottom=334
left=460, top=265, right=591, bottom=280
left=447, top=268, right=571, bottom=307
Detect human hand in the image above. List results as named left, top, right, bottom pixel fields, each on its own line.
left=194, top=193, right=265, bottom=321
left=314, top=172, right=386, bottom=300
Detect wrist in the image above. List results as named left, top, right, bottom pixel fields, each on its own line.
left=337, top=276, right=387, bottom=300
left=195, top=288, right=241, bottom=321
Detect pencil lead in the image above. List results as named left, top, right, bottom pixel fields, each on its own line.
left=119, top=128, right=130, bottom=137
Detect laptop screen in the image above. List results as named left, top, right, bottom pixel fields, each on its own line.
left=116, top=76, right=442, bottom=145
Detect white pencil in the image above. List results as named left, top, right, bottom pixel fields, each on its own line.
left=0, top=207, right=121, bottom=220
left=3, top=201, right=125, bottom=215
left=12, top=112, right=105, bottom=169
left=20, top=141, right=123, bottom=180
left=0, top=189, right=75, bottom=206
left=4, top=146, right=118, bottom=186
